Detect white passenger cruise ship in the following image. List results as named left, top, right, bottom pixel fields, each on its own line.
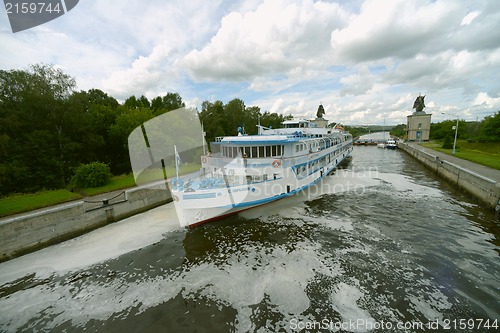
left=169, top=107, right=353, bottom=228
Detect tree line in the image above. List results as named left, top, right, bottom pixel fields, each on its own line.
left=2, top=64, right=497, bottom=196
left=429, top=115, right=499, bottom=142
left=0, top=64, right=292, bottom=196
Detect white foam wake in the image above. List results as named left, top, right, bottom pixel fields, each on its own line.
left=0, top=203, right=181, bottom=285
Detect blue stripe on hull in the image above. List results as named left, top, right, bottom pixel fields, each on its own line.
left=183, top=193, right=217, bottom=200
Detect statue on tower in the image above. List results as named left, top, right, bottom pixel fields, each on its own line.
left=407, top=94, right=431, bottom=141
left=316, top=104, right=325, bottom=118
left=413, top=95, right=426, bottom=114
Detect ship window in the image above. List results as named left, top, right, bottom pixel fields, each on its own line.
left=272, top=145, right=277, bottom=156
left=252, top=146, right=258, bottom=158
left=259, top=146, right=265, bottom=158
left=227, top=147, right=232, bottom=158
left=233, top=147, right=238, bottom=157
left=244, top=147, right=250, bottom=158
left=266, top=145, right=271, bottom=157
left=296, top=145, right=300, bottom=153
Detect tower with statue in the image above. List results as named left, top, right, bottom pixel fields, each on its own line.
left=406, top=95, right=432, bottom=141
left=310, top=103, right=329, bottom=128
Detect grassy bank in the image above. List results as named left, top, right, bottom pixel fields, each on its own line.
left=0, top=190, right=83, bottom=217
left=0, top=163, right=201, bottom=218
left=420, top=140, right=500, bottom=170
left=80, top=174, right=137, bottom=196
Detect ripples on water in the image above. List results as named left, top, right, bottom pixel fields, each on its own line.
left=0, top=147, right=499, bottom=332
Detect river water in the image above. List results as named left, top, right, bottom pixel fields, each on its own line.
left=0, top=147, right=499, bottom=332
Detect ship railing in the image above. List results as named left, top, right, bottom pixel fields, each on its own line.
left=172, top=164, right=283, bottom=191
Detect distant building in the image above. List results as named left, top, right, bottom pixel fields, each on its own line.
left=406, top=95, right=431, bottom=141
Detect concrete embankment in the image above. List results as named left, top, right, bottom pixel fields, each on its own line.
left=398, top=142, right=500, bottom=211
left=0, top=182, right=172, bottom=262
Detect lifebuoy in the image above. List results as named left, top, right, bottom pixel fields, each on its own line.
left=272, top=160, right=281, bottom=168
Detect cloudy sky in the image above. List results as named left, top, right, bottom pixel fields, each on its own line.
left=1, top=0, right=500, bottom=124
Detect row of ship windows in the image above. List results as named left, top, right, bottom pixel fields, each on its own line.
left=294, top=136, right=349, bottom=153
left=223, top=145, right=285, bottom=158
left=222, top=137, right=351, bottom=159
left=293, top=146, right=350, bottom=179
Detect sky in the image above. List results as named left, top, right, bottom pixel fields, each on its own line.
left=1, top=0, right=500, bottom=125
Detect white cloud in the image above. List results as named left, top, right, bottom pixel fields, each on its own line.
left=2, top=0, right=500, bottom=125
left=461, top=11, right=480, bottom=26
left=269, top=98, right=285, bottom=114
left=473, top=92, right=500, bottom=109
left=330, top=0, right=462, bottom=62
left=283, top=99, right=307, bottom=117
left=182, top=0, right=347, bottom=82
left=102, top=42, right=175, bottom=99
left=339, top=68, right=376, bottom=96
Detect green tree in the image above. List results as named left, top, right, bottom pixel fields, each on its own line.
left=0, top=64, right=80, bottom=194
left=430, top=120, right=466, bottom=141
left=67, top=89, right=120, bottom=170
left=151, top=92, right=185, bottom=114
left=138, top=95, right=151, bottom=109
left=259, top=111, right=292, bottom=130
left=479, top=112, right=500, bottom=142
left=70, top=162, right=112, bottom=188
left=464, top=121, right=481, bottom=141
left=442, top=135, right=453, bottom=149
left=109, top=107, right=155, bottom=173
left=344, top=126, right=369, bottom=138
left=70, top=88, right=119, bottom=109
left=390, top=124, right=406, bottom=138
left=200, top=100, right=225, bottom=144
left=124, top=95, right=139, bottom=109
left=199, top=99, right=293, bottom=149
left=244, top=105, right=261, bottom=134
left=224, top=98, right=246, bottom=135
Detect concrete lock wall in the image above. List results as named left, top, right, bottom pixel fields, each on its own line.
left=398, top=143, right=500, bottom=210
left=0, top=183, right=172, bottom=262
